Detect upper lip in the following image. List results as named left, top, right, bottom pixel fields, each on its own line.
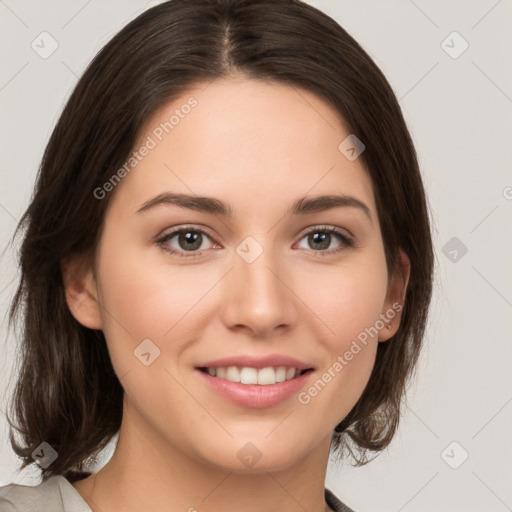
left=197, top=354, right=314, bottom=370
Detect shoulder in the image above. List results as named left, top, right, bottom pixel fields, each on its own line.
left=1, top=478, right=351, bottom=512
left=0, top=475, right=63, bottom=512
left=325, top=487, right=357, bottom=512
left=0, top=475, right=91, bottom=512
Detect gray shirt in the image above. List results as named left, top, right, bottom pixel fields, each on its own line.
left=0, top=475, right=355, bottom=512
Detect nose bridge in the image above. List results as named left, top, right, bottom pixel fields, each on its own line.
left=236, top=234, right=285, bottom=303
left=222, top=234, right=294, bottom=334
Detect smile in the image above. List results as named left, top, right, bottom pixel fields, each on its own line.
left=198, top=366, right=310, bottom=385
left=196, top=367, right=314, bottom=409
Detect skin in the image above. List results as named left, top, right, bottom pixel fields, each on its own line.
left=63, top=76, right=410, bottom=512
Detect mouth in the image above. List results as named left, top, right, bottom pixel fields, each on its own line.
left=196, top=365, right=314, bottom=408
left=197, top=366, right=314, bottom=385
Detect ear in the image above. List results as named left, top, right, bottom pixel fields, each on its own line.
left=61, top=254, right=103, bottom=330
left=378, top=248, right=410, bottom=342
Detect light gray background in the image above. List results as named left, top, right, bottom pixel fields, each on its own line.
left=1, top=1, right=511, bottom=511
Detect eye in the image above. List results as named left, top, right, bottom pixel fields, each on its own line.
left=156, top=224, right=356, bottom=259
left=295, top=225, right=355, bottom=256
left=157, top=226, right=217, bottom=258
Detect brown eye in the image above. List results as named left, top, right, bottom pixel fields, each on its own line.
left=157, top=227, right=216, bottom=258
left=296, top=226, right=354, bottom=255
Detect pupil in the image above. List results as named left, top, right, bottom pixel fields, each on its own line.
left=310, top=232, right=330, bottom=250
left=180, top=231, right=202, bottom=251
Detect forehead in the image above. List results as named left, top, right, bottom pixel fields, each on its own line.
left=111, top=77, right=376, bottom=218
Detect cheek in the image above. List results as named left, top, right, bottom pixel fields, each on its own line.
left=93, top=237, right=216, bottom=432
left=293, top=258, right=387, bottom=409
left=97, top=222, right=210, bottom=325
left=93, top=229, right=220, bottom=375
left=302, top=256, right=389, bottom=345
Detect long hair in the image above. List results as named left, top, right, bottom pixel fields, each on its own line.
left=6, top=0, right=435, bottom=480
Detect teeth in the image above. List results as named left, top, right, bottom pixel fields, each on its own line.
left=286, top=367, right=296, bottom=380
left=205, top=366, right=303, bottom=385
left=240, top=367, right=258, bottom=384
left=257, top=367, right=276, bottom=385
left=225, top=366, right=240, bottom=382
left=275, top=367, right=286, bottom=382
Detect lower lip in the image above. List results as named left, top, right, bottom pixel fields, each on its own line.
left=196, top=369, right=313, bottom=409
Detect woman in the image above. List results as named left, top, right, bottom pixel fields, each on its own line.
left=0, top=0, right=434, bottom=511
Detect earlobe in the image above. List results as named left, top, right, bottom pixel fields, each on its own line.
left=61, top=255, right=103, bottom=330
left=378, top=248, right=411, bottom=342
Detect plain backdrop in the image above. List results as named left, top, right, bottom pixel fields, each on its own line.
left=0, top=1, right=511, bottom=511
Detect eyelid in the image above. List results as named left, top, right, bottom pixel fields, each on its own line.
left=299, top=224, right=354, bottom=242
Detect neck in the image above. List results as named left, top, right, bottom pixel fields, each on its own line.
left=72, top=401, right=333, bottom=512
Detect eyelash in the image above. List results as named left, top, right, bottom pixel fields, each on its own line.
left=156, top=225, right=356, bottom=259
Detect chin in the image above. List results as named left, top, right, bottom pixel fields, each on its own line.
left=195, top=437, right=310, bottom=474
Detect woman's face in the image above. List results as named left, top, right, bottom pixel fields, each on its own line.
left=70, top=76, right=407, bottom=472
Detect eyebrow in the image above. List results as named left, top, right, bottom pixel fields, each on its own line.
left=136, top=192, right=372, bottom=222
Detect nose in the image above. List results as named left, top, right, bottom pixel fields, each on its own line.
left=220, top=243, right=296, bottom=338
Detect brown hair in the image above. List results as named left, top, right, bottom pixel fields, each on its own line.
left=6, top=0, right=435, bottom=480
